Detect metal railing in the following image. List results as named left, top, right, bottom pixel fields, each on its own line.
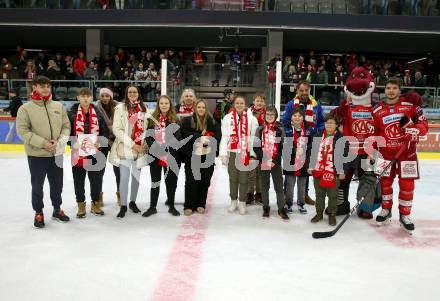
left=181, top=63, right=267, bottom=88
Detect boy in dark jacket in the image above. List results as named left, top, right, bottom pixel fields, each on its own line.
left=308, top=113, right=348, bottom=226
left=254, top=106, right=289, bottom=220
left=68, top=88, right=109, bottom=218
left=283, top=108, right=315, bottom=214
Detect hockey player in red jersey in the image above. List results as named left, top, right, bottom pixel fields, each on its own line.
left=372, top=77, right=428, bottom=234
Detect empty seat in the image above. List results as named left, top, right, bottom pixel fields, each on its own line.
left=319, top=0, right=332, bottom=14
left=67, top=87, right=80, bottom=100
left=306, top=0, right=319, bottom=13
left=228, top=0, right=243, bottom=11
left=333, top=0, right=346, bottom=14
left=55, top=87, right=67, bottom=101
left=347, top=0, right=361, bottom=14
left=19, top=86, right=28, bottom=100
left=291, top=0, right=305, bottom=13
left=276, top=0, right=291, bottom=12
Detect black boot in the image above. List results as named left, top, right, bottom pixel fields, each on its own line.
left=262, top=205, right=270, bottom=218
left=34, top=213, right=45, bottom=229
left=52, top=210, right=70, bottom=222
left=278, top=208, right=290, bottom=220
left=246, top=193, right=254, bottom=205
left=335, top=201, right=350, bottom=216
left=117, top=206, right=127, bottom=218
left=129, top=201, right=141, bottom=214
left=168, top=206, right=180, bottom=216
left=142, top=207, right=157, bottom=217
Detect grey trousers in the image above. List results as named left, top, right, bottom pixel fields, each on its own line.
left=313, top=177, right=340, bottom=214
left=119, top=159, right=141, bottom=206
left=227, top=152, right=249, bottom=203
left=248, top=165, right=262, bottom=194
left=260, top=166, right=285, bottom=210
left=284, top=175, right=307, bottom=206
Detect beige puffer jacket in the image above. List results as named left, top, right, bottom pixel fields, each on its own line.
left=16, top=98, right=70, bottom=157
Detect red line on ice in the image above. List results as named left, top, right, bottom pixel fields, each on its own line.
left=149, top=167, right=219, bottom=301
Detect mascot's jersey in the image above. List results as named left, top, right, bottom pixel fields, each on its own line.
left=372, top=97, right=428, bottom=156
left=332, top=103, right=374, bottom=155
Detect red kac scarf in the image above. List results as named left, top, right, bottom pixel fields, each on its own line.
left=155, top=114, right=168, bottom=167
left=313, top=130, right=336, bottom=188
left=293, top=124, right=306, bottom=176
left=31, top=91, right=52, bottom=102
left=73, top=104, right=100, bottom=167
left=293, top=96, right=315, bottom=128
left=261, top=121, right=278, bottom=169
left=229, top=109, right=249, bottom=166
left=250, top=105, right=266, bottom=126
left=128, top=103, right=144, bottom=146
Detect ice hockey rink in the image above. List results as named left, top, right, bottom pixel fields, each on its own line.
left=1, top=153, right=439, bottom=301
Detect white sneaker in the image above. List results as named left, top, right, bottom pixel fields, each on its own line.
left=228, top=200, right=238, bottom=213
left=239, top=201, right=247, bottom=215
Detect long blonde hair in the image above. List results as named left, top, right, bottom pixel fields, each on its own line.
left=151, top=95, right=177, bottom=125
left=193, top=99, right=212, bottom=131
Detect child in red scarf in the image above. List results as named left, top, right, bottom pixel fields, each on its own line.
left=253, top=106, right=289, bottom=220
left=283, top=108, right=315, bottom=215
left=68, top=88, right=108, bottom=218
left=247, top=93, right=266, bottom=205
left=308, top=113, right=347, bottom=226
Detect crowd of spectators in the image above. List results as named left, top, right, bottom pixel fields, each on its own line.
left=0, top=0, right=439, bottom=16
left=1, top=46, right=439, bottom=107
left=273, top=50, right=440, bottom=106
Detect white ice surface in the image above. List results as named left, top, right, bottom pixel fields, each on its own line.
left=0, top=155, right=439, bottom=301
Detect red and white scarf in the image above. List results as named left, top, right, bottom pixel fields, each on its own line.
left=73, top=104, right=100, bottom=167
left=261, top=121, right=278, bottom=169
left=293, top=96, right=315, bottom=128
left=250, top=105, right=266, bottom=126
left=313, top=130, right=336, bottom=188
left=178, top=102, right=194, bottom=118
left=293, top=124, right=306, bottom=176
left=31, top=91, right=52, bottom=102
left=229, top=109, right=249, bottom=166
left=155, top=114, right=168, bottom=167
left=128, top=103, right=144, bottom=146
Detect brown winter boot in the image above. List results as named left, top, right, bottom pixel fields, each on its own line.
left=76, top=201, right=86, bottom=219
left=254, top=192, right=263, bottom=205
left=305, top=194, right=315, bottom=206
left=116, top=192, right=121, bottom=207
left=311, top=211, right=323, bottom=223
left=91, top=201, right=104, bottom=216
left=329, top=214, right=337, bottom=226
left=98, top=192, right=104, bottom=208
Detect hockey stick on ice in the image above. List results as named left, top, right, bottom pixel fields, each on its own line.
left=312, top=143, right=407, bottom=239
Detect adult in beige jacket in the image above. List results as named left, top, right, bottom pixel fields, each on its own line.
left=15, top=76, right=71, bottom=228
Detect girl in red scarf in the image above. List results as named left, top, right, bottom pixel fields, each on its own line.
left=253, top=106, right=289, bottom=220
left=247, top=93, right=266, bottom=205
left=308, top=113, right=346, bottom=226
left=69, top=88, right=108, bottom=218
left=219, top=95, right=259, bottom=215
left=110, top=85, right=148, bottom=219
left=143, top=95, right=181, bottom=218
